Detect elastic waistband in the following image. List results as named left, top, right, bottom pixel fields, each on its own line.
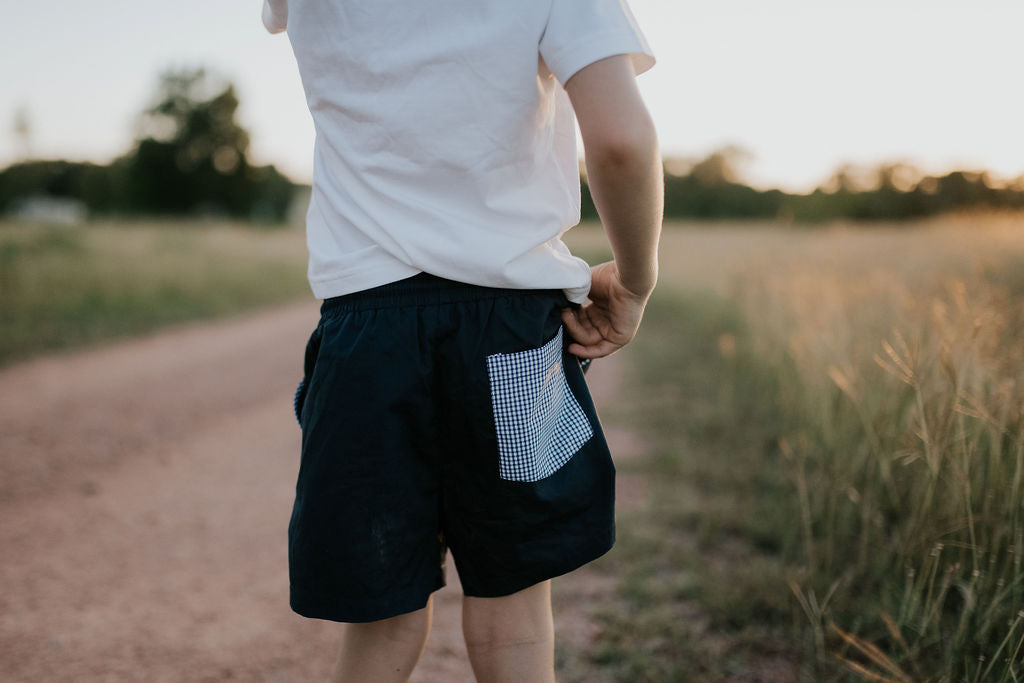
left=320, top=273, right=566, bottom=315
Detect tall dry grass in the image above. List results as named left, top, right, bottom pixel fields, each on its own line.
left=724, top=213, right=1024, bottom=679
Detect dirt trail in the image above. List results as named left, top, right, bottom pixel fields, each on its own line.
left=0, top=301, right=641, bottom=682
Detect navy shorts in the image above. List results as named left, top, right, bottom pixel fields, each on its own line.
left=289, top=273, right=615, bottom=623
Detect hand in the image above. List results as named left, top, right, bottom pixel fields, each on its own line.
left=561, top=261, right=652, bottom=359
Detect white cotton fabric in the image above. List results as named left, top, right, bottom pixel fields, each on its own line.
left=262, top=0, right=654, bottom=303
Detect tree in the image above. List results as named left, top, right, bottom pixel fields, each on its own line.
left=136, top=68, right=249, bottom=175
left=123, top=67, right=291, bottom=219
left=689, top=144, right=752, bottom=188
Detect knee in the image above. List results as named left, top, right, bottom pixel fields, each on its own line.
left=332, top=601, right=433, bottom=683
left=462, top=581, right=554, bottom=648
left=381, top=606, right=432, bottom=646
left=350, top=601, right=432, bottom=648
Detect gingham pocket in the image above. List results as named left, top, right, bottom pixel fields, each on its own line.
left=486, top=327, right=594, bottom=482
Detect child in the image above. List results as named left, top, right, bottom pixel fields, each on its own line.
left=263, top=1, right=663, bottom=680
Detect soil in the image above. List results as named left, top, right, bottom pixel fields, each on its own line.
left=0, top=301, right=646, bottom=682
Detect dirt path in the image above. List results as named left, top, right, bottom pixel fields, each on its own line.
left=0, top=301, right=642, bottom=682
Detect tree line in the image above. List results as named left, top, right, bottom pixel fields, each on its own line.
left=584, top=147, right=1024, bottom=223
left=0, top=69, right=293, bottom=222
left=3, top=70, right=1022, bottom=224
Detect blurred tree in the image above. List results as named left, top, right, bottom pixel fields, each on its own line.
left=0, top=68, right=294, bottom=221
left=876, top=162, right=922, bottom=193
left=122, top=67, right=292, bottom=220
left=2, top=74, right=1020, bottom=225
left=824, top=163, right=877, bottom=193
left=690, top=144, right=752, bottom=187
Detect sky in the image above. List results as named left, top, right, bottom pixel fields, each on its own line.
left=1, top=0, right=1022, bottom=193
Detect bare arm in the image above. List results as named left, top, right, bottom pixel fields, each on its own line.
left=560, top=54, right=664, bottom=358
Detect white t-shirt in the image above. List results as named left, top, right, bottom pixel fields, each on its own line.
left=262, top=0, right=654, bottom=303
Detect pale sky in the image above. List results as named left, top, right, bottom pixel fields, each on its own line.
left=2, top=0, right=1022, bottom=193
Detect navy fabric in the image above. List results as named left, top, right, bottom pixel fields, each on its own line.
left=288, top=272, right=615, bottom=623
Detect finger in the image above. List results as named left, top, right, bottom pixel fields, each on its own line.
left=561, top=307, right=602, bottom=345
left=565, top=339, right=618, bottom=358
left=568, top=338, right=624, bottom=359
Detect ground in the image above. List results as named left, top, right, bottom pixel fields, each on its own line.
left=0, top=300, right=646, bottom=682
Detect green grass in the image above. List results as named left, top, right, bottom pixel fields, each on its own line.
left=563, top=214, right=1024, bottom=681
left=0, top=219, right=309, bottom=366
left=574, top=289, right=808, bottom=681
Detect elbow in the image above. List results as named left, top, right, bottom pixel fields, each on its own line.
left=584, top=115, right=659, bottom=172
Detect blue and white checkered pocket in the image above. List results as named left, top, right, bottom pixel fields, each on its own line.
left=485, top=327, right=594, bottom=482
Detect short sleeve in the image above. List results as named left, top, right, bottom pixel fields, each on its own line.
left=539, top=0, right=655, bottom=86
left=262, top=0, right=288, bottom=34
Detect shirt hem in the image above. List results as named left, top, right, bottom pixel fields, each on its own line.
left=310, top=263, right=423, bottom=300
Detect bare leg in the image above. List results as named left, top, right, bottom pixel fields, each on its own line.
left=462, top=580, right=556, bottom=683
left=329, top=596, right=433, bottom=683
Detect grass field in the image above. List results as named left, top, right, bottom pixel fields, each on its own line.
left=566, top=212, right=1024, bottom=681
left=4, top=213, right=1023, bottom=679
left=0, top=219, right=309, bottom=366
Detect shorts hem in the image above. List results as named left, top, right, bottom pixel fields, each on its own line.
left=289, top=576, right=446, bottom=624
left=459, top=529, right=615, bottom=599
